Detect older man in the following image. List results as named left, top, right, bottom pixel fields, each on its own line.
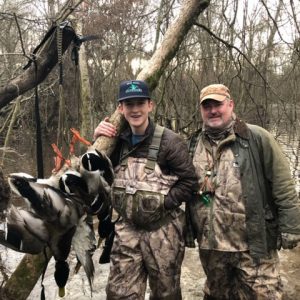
left=187, top=83, right=300, bottom=299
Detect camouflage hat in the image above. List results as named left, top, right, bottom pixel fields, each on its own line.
left=199, top=84, right=231, bottom=103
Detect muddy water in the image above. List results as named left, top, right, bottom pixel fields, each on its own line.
left=1, top=244, right=299, bottom=299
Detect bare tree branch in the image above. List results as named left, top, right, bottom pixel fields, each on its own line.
left=194, top=21, right=268, bottom=86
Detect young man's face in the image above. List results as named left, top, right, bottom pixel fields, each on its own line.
left=118, top=98, right=153, bottom=134
left=200, top=98, right=234, bottom=129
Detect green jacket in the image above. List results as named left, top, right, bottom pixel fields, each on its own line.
left=187, top=118, right=300, bottom=259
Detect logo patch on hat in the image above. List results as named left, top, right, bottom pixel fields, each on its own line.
left=125, top=83, right=142, bottom=94
left=117, top=80, right=150, bottom=101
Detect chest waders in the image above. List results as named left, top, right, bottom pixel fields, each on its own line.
left=112, top=125, right=178, bottom=231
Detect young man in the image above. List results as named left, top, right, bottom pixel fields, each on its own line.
left=187, top=83, right=300, bottom=299
left=94, top=80, right=198, bottom=300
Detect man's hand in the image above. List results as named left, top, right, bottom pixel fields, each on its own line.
left=281, top=233, right=300, bottom=249
left=93, top=117, right=118, bottom=139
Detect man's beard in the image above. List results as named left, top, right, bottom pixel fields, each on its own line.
left=203, top=113, right=236, bottom=141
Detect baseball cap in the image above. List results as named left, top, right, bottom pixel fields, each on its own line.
left=117, top=80, right=150, bottom=102
left=199, top=84, right=231, bottom=104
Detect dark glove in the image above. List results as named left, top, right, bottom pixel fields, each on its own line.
left=98, top=214, right=114, bottom=239
left=164, top=195, right=180, bottom=210
left=281, top=233, right=300, bottom=249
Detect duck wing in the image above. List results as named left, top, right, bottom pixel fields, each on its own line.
left=0, top=205, right=47, bottom=254
left=42, top=188, right=84, bottom=227
left=9, top=173, right=84, bottom=227
left=72, top=214, right=96, bottom=290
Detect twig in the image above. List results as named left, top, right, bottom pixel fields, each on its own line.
left=13, top=13, right=32, bottom=61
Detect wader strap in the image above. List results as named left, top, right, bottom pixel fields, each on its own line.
left=120, top=143, right=129, bottom=167
left=119, top=124, right=165, bottom=170
left=188, top=129, right=202, bottom=159
left=145, top=124, right=164, bottom=171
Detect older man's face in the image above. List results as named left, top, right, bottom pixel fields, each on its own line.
left=200, top=98, right=234, bottom=129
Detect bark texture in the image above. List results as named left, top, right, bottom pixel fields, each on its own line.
left=0, top=167, right=10, bottom=212
left=0, top=249, right=52, bottom=300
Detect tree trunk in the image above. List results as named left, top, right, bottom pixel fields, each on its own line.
left=93, top=0, right=210, bottom=155
left=0, top=0, right=86, bottom=110
left=1, top=98, right=20, bottom=165
left=78, top=22, right=93, bottom=142
left=0, top=249, right=52, bottom=300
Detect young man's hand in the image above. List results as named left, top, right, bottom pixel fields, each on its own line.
left=93, top=117, right=117, bottom=139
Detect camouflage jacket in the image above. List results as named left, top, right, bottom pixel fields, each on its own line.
left=186, top=118, right=300, bottom=259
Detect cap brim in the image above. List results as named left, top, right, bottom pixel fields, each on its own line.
left=200, top=94, right=227, bottom=103
left=118, top=95, right=150, bottom=102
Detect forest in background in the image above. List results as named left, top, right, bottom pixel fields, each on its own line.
left=0, top=0, right=299, bottom=178
left=0, top=1, right=299, bottom=298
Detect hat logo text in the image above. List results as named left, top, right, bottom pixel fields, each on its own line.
left=125, top=83, right=142, bottom=93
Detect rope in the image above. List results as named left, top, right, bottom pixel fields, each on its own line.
left=34, top=58, right=44, bottom=178
left=56, top=23, right=63, bottom=84
left=56, top=23, right=65, bottom=147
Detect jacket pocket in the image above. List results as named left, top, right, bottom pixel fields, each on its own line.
left=264, top=208, right=279, bottom=250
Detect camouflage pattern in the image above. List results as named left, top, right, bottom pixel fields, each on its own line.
left=106, top=213, right=185, bottom=300
left=112, top=157, right=178, bottom=228
left=106, top=156, right=184, bottom=299
left=191, top=133, right=248, bottom=251
left=200, top=249, right=283, bottom=299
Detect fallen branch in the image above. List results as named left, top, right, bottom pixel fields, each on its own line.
left=0, top=25, right=76, bottom=109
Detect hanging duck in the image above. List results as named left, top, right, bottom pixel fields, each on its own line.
left=0, top=128, right=115, bottom=297
left=7, top=171, right=96, bottom=297
left=79, top=148, right=120, bottom=266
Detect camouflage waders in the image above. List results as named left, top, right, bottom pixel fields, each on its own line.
left=200, top=249, right=283, bottom=299
left=106, top=214, right=185, bottom=300
left=191, top=133, right=247, bottom=251
left=107, top=125, right=184, bottom=299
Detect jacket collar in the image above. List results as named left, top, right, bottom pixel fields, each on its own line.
left=119, top=118, right=155, bottom=146
left=201, top=116, right=249, bottom=141
left=233, top=117, right=249, bottom=140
